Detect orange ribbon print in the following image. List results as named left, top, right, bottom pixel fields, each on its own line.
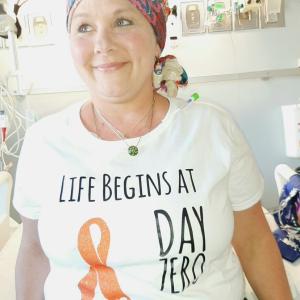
left=78, top=218, right=131, bottom=300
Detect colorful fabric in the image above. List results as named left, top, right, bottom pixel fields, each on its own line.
left=275, top=174, right=300, bottom=229
left=272, top=173, right=300, bottom=261
left=66, top=0, right=168, bottom=50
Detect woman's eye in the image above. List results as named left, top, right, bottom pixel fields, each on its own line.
left=78, top=24, right=92, bottom=33
left=116, top=18, right=132, bottom=27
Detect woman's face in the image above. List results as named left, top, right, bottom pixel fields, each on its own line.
left=69, top=0, right=161, bottom=100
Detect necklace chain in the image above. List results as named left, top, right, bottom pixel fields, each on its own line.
left=92, top=96, right=155, bottom=156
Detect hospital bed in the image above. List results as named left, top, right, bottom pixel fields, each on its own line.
left=0, top=167, right=300, bottom=300
left=272, top=164, right=300, bottom=299
left=245, top=164, right=300, bottom=300
left=0, top=171, right=15, bottom=249
left=0, top=171, right=20, bottom=300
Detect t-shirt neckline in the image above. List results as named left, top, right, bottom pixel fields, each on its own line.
left=72, top=97, right=179, bottom=148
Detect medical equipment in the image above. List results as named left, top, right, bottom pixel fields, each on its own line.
left=206, top=0, right=232, bottom=32
left=0, top=0, right=30, bottom=95
left=166, top=4, right=180, bottom=48
left=0, top=1, right=16, bottom=38
left=0, top=110, right=8, bottom=142
left=281, top=104, right=300, bottom=158
left=180, top=1, right=206, bottom=35
left=0, top=170, right=13, bottom=248
left=264, top=0, right=282, bottom=23
left=0, top=1, right=19, bottom=95
left=207, top=0, right=227, bottom=23
left=178, top=92, right=201, bottom=110
left=186, top=4, right=201, bottom=29
left=236, top=0, right=262, bottom=14
left=0, top=0, right=35, bottom=172
left=0, top=82, right=35, bottom=172
left=186, top=92, right=200, bottom=105
left=0, top=0, right=25, bottom=38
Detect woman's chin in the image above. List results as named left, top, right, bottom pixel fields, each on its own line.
left=91, top=88, right=131, bottom=102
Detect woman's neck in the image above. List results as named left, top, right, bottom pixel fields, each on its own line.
left=92, top=92, right=156, bottom=127
left=80, top=92, right=170, bottom=140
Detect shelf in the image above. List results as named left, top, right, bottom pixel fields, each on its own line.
left=3, top=68, right=300, bottom=96
left=189, top=68, right=300, bottom=84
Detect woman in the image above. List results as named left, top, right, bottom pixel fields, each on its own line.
left=13, top=0, right=292, bottom=299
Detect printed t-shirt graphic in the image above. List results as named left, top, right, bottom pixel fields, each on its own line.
left=78, top=218, right=130, bottom=300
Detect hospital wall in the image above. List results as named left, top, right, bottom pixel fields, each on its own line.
left=0, top=0, right=300, bottom=221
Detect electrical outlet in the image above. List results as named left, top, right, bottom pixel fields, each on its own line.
left=261, top=0, right=285, bottom=28
left=234, top=9, right=260, bottom=30
left=181, top=0, right=206, bottom=35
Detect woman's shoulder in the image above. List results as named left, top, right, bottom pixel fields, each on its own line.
left=172, top=96, right=234, bottom=124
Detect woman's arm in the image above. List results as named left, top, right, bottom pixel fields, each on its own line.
left=232, top=201, right=293, bottom=300
left=15, top=215, right=50, bottom=300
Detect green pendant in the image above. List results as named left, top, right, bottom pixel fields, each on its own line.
left=128, top=145, right=139, bottom=156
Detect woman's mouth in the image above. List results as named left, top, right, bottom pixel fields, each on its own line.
left=93, top=62, right=127, bottom=72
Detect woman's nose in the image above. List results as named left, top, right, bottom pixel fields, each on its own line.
left=94, top=29, right=114, bottom=54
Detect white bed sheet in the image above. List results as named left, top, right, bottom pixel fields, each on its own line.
left=245, top=208, right=300, bottom=300
left=0, top=221, right=22, bottom=300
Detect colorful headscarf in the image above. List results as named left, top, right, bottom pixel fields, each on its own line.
left=66, top=0, right=169, bottom=51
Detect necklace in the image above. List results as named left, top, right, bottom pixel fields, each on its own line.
left=92, top=96, right=155, bottom=156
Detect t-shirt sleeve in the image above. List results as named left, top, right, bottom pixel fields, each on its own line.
left=13, top=126, right=43, bottom=220
left=227, top=116, right=264, bottom=211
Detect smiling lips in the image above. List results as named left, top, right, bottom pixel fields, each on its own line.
left=93, top=62, right=127, bottom=72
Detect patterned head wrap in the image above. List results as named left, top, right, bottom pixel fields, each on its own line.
left=66, top=0, right=169, bottom=51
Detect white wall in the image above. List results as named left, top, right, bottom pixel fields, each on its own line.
left=177, top=76, right=300, bottom=209
left=2, top=0, right=299, bottom=93
left=0, top=0, right=300, bottom=220
left=165, top=0, right=300, bottom=77
left=0, top=0, right=85, bottom=93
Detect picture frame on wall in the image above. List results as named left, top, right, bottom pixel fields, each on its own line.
left=26, top=12, right=55, bottom=46
left=0, top=11, right=55, bottom=49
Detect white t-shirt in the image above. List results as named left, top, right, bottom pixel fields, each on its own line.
left=13, top=97, right=264, bottom=300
